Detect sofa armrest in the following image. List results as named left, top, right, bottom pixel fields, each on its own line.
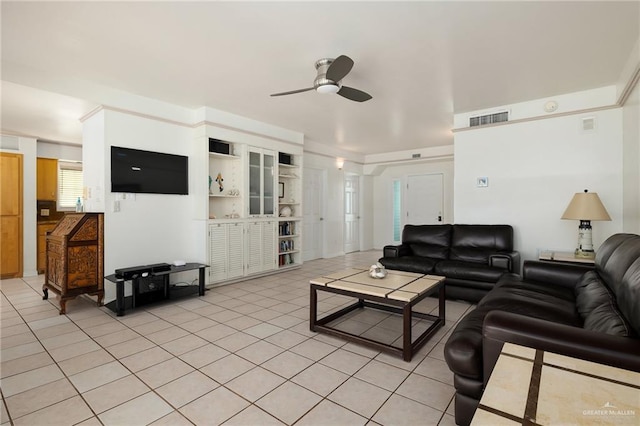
left=489, top=251, right=521, bottom=273
left=482, top=311, right=640, bottom=383
left=383, top=244, right=411, bottom=258
left=522, top=260, right=592, bottom=289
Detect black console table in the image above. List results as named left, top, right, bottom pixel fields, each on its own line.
left=104, top=263, right=208, bottom=316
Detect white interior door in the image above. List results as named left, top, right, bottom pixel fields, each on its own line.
left=406, top=174, right=444, bottom=225
left=344, top=174, right=360, bottom=253
left=303, top=167, right=324, bottom=261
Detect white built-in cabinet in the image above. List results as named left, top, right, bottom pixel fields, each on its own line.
left=248, top=147, right=276, bottom=217
left=207, top=138, right=302, bottom=285
left=246, top=220, right=277, bottom=275
left=209, top=222, right=244, bottom=282
left=277, top=161, right=302, bottom=268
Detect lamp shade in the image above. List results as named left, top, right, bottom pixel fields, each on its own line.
left=561, top=190, right=611, bottom=221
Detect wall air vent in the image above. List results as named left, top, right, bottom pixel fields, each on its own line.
left=469, top=111, right=509, bottom=127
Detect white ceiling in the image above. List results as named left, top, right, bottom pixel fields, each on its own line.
left=1, top=1, right=638, bottom=155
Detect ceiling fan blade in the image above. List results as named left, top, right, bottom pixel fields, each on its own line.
left=337, top=86, right=372, bottom=102
left=326, top=55, right=354, bottom=81
left=270, top=87, right=314, bottom=97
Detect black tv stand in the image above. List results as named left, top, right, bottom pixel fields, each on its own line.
left=105, top=263, right=208, bottom=316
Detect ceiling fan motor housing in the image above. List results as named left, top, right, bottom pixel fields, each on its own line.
left=314, top=58, right=340, bottom=93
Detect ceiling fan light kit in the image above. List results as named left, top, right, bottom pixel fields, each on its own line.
left=271, top=55, right=372, bottom=102
left=316, top=84, right=339, bottom=94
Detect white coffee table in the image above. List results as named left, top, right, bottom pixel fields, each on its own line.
left=310, top=268, right=445, bottom=361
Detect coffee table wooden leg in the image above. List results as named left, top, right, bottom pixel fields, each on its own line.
left=439, top=284, right=446, bottom=322
left=310, top=285, right=318, bottom=332
left=403, top=303, right=412, bottom=361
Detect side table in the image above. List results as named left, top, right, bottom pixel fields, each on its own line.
left=538, top=250, right=595, bottom=265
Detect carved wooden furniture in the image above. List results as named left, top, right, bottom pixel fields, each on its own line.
left=43, top=212, right=104, bottom=314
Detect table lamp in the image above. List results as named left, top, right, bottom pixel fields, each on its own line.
left=561, top=189, right=611, bottom=258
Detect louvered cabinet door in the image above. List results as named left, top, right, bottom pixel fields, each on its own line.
left=209, top=223, right=228, bottom=282
left=262, top=221, right=276, bottom=272
left=227, top=222, right=244, bottom=279
left=246, top=221, right=263, bottom=275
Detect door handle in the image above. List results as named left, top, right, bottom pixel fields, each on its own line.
left=320, top=217, right=324, bottom=221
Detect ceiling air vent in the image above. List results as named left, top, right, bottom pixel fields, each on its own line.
left=469, top=111, right=509, bottom=127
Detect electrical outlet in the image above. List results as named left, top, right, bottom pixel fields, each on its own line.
left=113, top=200, right=120, bottom=212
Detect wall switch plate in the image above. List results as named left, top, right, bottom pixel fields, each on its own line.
left=113, top=200, right=120, bottom=212
left=41, top=209, right=50, bottom=216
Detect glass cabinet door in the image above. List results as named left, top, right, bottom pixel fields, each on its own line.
left=248, top=148, right=276, bottom=217
left=263, top=153, right=274, bottom=215
left=249, top=151, right=261, bottom=216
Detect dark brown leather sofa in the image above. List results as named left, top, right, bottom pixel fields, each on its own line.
left=379, top=225, right=520, bottom=303
left=444, top=233, right=640, bottom=426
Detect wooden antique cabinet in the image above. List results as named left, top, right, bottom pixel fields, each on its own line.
left=43, top=212, right=104, bottom=314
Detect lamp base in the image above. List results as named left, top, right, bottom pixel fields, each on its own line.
left=574, top=249, right=595, bottom=259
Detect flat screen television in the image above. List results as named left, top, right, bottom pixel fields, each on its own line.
left=111, top=146, right=188, bottom=195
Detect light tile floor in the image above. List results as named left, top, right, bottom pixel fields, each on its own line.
left=0, top=251, right=474, bottom=425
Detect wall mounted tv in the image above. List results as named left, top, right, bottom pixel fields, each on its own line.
left=111, top=146, right=188, bottom=195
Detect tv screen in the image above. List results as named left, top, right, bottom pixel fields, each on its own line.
left=111, top=146, right=188, bottom=195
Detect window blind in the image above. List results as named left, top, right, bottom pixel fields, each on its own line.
left=58, top=162, right=83, bottom=209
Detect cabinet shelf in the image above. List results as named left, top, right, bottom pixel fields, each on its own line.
left=279, top=249, right=299, bottom=255
left=209, top=152, right=240, bottom=160
left=278, top=234, right=299, bottom=238
left=278, top=216, right=302, bottom=221
left=278, top=163, right=299, bottom=169
left=279, top=202, right=299, bottom=205
left=209, top=194, right=240, bottom=198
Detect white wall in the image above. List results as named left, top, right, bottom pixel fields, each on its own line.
left=454, top=107, right=623, bottom=262
left=371, top=158, right=454, bottom=249
left=37, top=141, right=82, bottom=162
left=622, top=80, right=640, bottom=234
left=83, top=109, right=196, bottom=301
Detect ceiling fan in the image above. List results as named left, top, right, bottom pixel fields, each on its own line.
left=271, top=55, right=372, bottom=102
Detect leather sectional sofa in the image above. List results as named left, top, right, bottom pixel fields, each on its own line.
left=444, top=233, right=640, bottom=426
left=379, top=224, right=520, bottom=303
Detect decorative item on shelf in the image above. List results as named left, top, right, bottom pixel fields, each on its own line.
left=208, top=175, right=213, bottom=195
left=369, top=262, right=387, bottom=279
left=279, top=206, right=292, bottom=217
left=561, top=189, right=611, bottom=259
left=215, top=173, right=224, bottom=192
left=279, top=182, right=284, bottom=198
left=227, top=189, right=239, bottom=196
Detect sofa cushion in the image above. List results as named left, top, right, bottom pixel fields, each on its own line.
left=435, top=261, right=506, bottom=283
left=575, top=271, right=612, bottom=317
left=480, top=276, right=582, bottom=326
left=449, top=225, right=513, bottom=264
left=497, top=275, right=576, bottom=303
left=403, top=224, right=451, bottom=260
left=594, top=233, right=640, bottom=335
left=583, top=303, right=634, bottom=336
left=378, top=256, right=437, bottom=275
left=410, top=243, right=449, bottom=260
